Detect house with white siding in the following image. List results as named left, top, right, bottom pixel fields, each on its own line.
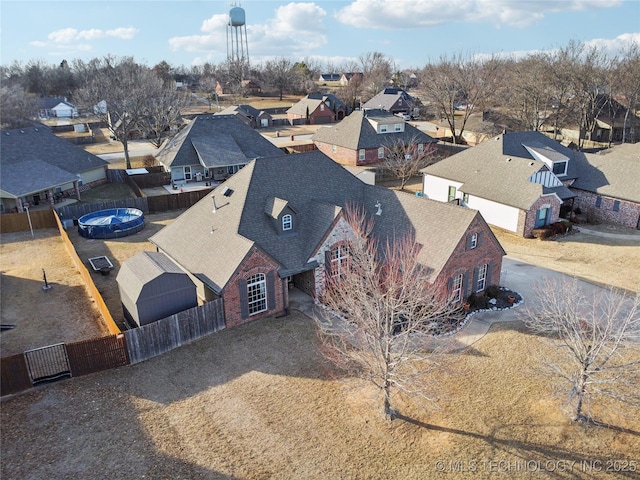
left=421, top=131, right=577, bottom=237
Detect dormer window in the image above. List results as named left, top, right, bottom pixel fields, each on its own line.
left=380, top=124, right=388, bottom=133
left=552, top=161, right=567, bottom=176
left=282, top=214, right=292, bottom=231
left=394, top=123, right=402, bottom=132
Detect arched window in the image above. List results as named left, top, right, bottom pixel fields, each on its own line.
left=247, top=273, right=267, bottom=315
left=282, top=214, right=292, bottom=231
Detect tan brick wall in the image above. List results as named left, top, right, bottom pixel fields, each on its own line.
left=520, top=195, right=563, bottom=238
left=313, top=142, right=382, bottom=166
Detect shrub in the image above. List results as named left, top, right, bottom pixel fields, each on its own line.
left=467, top=292, right=489, bottom=310
left=532, top=227, right=553, bottom=240
left=485, top=284, right=501, bottom=299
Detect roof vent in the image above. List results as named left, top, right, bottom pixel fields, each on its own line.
left=506, top=158, right=511, bottom=162
left=375, top=201, right=382, bottom=216
left=530, top=162, right=535, bottom=166
left=222, top=187, right=233, bottom=197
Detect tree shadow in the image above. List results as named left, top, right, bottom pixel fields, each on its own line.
left=395, top=413, right=640, bottom=479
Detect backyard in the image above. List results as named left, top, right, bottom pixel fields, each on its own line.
left=2, top=178, right=639, bottom=478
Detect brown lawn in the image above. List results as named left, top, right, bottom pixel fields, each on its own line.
left=1, top=315, right=638, bottom=479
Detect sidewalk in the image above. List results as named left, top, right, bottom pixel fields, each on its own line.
left=576, top=225, right=640, bottom=241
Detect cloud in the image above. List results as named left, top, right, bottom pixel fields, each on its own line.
left=45, top=27, right=138, bottom=44
left=335, top=0, right=622, bottom=29
left=168, top=2, right=328, bottom=61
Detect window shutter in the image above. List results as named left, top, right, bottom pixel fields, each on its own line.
left=486, top=262, right=493, bottom=288
left=477, top=232, right=483, bottom=248
left=325, top=250, right=332, bottom=274
left=267, top=271, right=276, bottom=310
left=472, top=267, right=479, bottom=293
left=462, top=271, right=470, bottom=300
left=465, top=235, right=472, bottom=251
left=238, top=278, right=248, bottom=319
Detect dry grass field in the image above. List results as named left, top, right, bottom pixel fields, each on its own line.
left=0, top=230, right=109, bottom=356
left=1, top=315, right=638, bottom=479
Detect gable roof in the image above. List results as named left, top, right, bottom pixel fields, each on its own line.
left=215, top=104, right=268, bottom=120
left=37, top=97, right=75, bottom=110
left=312, top=109, right=435, bottom=150
left=116, top=251, right=193, bottom=299
left=422, top=131, right=578, bottom=210
left=155, top=114, right=284, bottom=170
left=0, top=126, right=108, bottom=198
left=307, top=92, right=347, bottom=112
left=570, top=143, right=640, bottom=203
left=286, top=97, right=330, bottom=117
left=150, top=151, right=488, bottom=290
left=362, top=88, right=415, bottom=112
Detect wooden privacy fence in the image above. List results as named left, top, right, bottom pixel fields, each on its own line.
left=57, top=198, right=149, bottom=220
left=53, top=211, right=121, bottom=335
left=146, top=190, right=211, bottom=213
left=0, top=209, right=57, bottom=233
left=0, top=334, right=128, bottom=396
left=125, top=299, right=226, bottom=364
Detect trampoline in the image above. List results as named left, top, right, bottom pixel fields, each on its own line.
left=77, top=208, right=144, bottom=239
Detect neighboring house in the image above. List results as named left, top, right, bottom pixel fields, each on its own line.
left=339, top=72, right=364, bottom=87
left=150, top=151, right=505, bottom=328
left=0, top=126, right=108, bottom=213
left=362, top=88, right=417, bottom=116
left=37, top=97, right=78, bottom=118
left=155, top=114, right=284, bottom=182
left=569, top=143, right=640, bottom=229
left=286, top=94, right=344, bottom=125
left=116, top=251, right=198, bottom=327
left=421, top=131, right=578, bottom=238
left=317, top=73, right=341, bottom=84
left=312, top=108, right=436, bottom=166
left=215, top=104, right=273, bottom=128
left=215, top=79, right=261, bottom=96
left=434, top=110, right=525, bottom=146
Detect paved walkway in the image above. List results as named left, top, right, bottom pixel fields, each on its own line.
left=288, top=256, right=607, bottom=351
left=576, top=225, right=640, bottom=241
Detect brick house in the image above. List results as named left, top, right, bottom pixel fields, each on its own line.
left=421, top=131, right=578, bottom=238
left=215, top=104, right=273, bottom=129
left=362, top=88, right=417, bottom=116
left=150, top=151, right=505, bottom=328
left=312, top=109, right=436, bottom=167
left=286, top=93, right=346, bottom=125
left=569, top=143, right=640, bottom=229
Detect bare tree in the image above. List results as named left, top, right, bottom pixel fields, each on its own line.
left=382, top=138, right=439, bottom=191
left=503, top=54, right=552, bottom=131
left=0, top=83, right=37, bottom=129
left=78, top=56, right=163, bottom=169
left=141, top=82, right=189, bottom=148
left=419, top=53, right=502, bottom=144
left=523, top=278, right=640, bottom=423
left=263, top=57, right=298, bottom=100
left=315, top=206, right=461, bottom=420
left=359, top=51, right=393, bottom=101
left=615, top=42, right=640, bottom=143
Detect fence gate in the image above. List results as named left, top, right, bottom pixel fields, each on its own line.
left=24, top=343, right=72, bottom=385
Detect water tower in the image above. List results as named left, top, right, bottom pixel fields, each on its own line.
left=227, top=4, right=249, bottom=66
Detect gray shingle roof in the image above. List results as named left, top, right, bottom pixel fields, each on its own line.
left=362, top=88, right=414, bottom=112
left=571, top=143, right=640, bottom=203
left=422, top=131, right=579, bottom=210
left=286, top=97, right=326, bottom=116
left=312, top=109, right=435, bottom=150
left=116, top=251, right=190, bottom=299
left=150, top=150, right=484, bottom=289
left=155, top=114, right=284, bottom=170
left=0, top=126, right=108, bottom=197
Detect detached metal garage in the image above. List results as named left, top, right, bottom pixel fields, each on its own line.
left=116, top=251, right=197, bottom=327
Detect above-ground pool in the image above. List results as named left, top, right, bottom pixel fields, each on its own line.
left=78, top=208, right=145, bottom=239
